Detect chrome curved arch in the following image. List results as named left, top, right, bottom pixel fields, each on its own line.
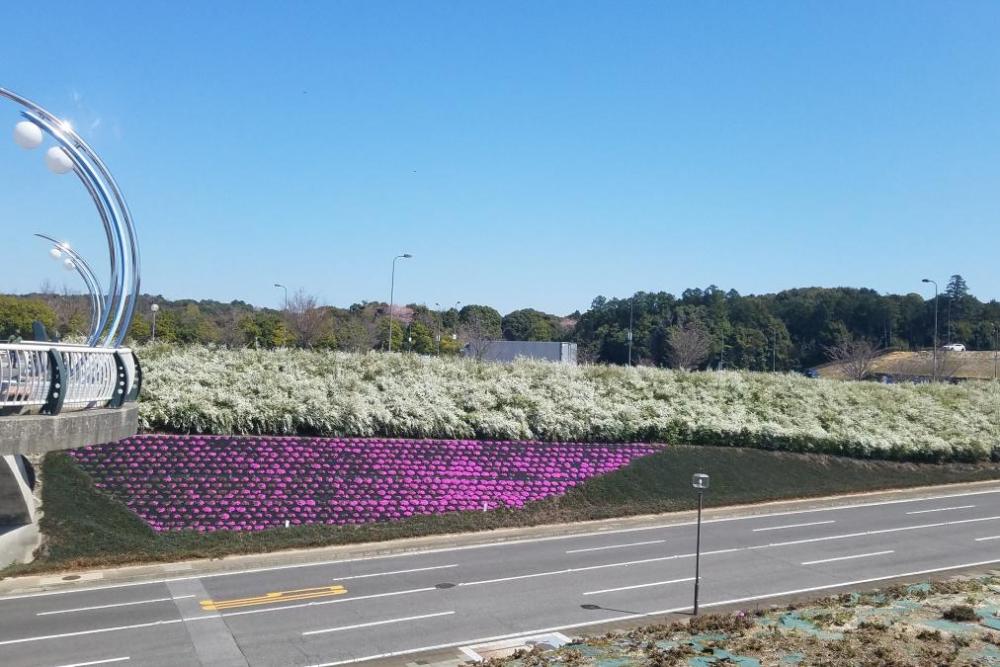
left=1, top=87, right=140, bottom=348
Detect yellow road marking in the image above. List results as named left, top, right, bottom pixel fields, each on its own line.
left=200, top=585, right=348, bottom=612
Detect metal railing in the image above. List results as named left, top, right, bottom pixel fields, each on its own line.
left=0, top=342, right=140, bottom=415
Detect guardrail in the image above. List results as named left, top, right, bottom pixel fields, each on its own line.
left=0, top=342, right=140, bottom=415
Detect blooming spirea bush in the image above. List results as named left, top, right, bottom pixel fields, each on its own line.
left=69, top=435, right=659, bottom=533
left=134, top=345, right=998, bottom=462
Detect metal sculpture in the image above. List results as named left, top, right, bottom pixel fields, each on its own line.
left=2, top=87, right=140, bottom=348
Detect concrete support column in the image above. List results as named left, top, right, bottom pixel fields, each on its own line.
left=0, top=454, right=41, bottom=568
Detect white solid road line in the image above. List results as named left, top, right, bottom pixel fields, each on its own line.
left=0, top=618, right=186, bottom=647
left=906, top=505, right=976, bottom=515
left=37, top=595, right=195, bottom=616
left=755, top=515, right=1000, bottom=550
left=583, top=577, right=695, bottom=596
left=51, top=658, right=130, bottom=667
left=302, top=611, right=456, bottom=636
left=801, top=550, right=895, bottom=566
left=5, top=487, right=999, bottom=602
left=304, top=557, right=1000, bottom=667
left=975, top=535, right=1000, bottom=542
left=752, top=520, right=835, bottom=532
left=334, top=564, right=459, bottom=581
left=566, top=539, right=666, bottom=554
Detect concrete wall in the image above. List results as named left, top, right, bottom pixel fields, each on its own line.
left=0, top=405, right=138, bottom=568
left=0, top=405, right=138, bottom=457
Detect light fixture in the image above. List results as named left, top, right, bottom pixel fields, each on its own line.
left=44, top=146, right=74, bottom=174
left=13, top=120, right=42, bottom=149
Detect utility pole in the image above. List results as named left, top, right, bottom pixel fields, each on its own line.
left=922, top=279, right=939, bottom=381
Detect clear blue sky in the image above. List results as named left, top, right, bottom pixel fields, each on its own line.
left=1, top=1, right=997, bottom=315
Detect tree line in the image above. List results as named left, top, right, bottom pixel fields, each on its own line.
left=2, top=275, right=996, bottom=372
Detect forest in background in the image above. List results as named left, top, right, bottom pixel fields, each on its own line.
left=2, top=274, right=996, bottom=372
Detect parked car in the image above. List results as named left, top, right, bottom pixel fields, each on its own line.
left=942, top=343, right=966, bottom=352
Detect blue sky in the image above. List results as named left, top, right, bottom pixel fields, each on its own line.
left=1, top=1, right=998, bottom=315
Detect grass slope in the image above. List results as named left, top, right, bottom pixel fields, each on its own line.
left=137, top=345, right=999, bottom=462
left=6, top=445, right=1000, bottom=577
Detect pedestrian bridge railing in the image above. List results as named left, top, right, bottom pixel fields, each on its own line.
left=0, top=342, right=140, bottom=415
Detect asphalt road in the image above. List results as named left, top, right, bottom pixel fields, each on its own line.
left=4, top=487, right=1000, bottom=667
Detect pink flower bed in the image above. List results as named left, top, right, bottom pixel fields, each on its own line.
left=70, top=435, right=659, bottom=533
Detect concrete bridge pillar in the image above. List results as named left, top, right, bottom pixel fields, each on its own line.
left=0, top=454, right=40, bottom=567
left=0, top=405, right=139, bottom=569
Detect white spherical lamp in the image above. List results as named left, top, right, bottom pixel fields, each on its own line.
left=13, top=121, right=43, bottom=149
left=48, top=247, right=63, bottom=260
left=63, top=258, right=76, bottom=272
left=45, top=146, right=74, bottom=174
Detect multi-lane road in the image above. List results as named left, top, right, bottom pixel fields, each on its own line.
left=4, top=485, right=1000, bottom=667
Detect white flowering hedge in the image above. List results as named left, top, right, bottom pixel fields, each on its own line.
left=136, top=345, right=999, bottom=462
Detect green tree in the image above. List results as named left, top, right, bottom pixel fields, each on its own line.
left=502, top=309, right=555, bottom=341
left=0, top=296, right=57, bottom=340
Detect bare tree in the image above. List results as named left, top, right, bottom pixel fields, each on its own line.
left=285, top=290, right=334, bottom=348
left=667, top=321, right=711, bottom=371
left=459, top=313, right=495, bottom=361
left=824, top=339, right=882, bottom=381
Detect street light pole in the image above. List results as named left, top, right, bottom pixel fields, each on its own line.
left=274, top=283, right=288, bottom=311
left=922, top=279, right=939, bottom=381
left=388, top=254, right=412, bottom=352
left=627, top=297, right=634, bottom=367
left=993, top=324, right=998, bottom=381
left=151, top=303, right=159, bottom=342
left=691, top=473, right=710, bottom=615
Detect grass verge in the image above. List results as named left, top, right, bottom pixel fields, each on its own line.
left=5, top=444, right=1000, bottom=577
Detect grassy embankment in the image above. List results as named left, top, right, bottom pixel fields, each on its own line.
left=137, top=345, right=998, bottom=462
left=7, top=444, right=1000, bottom=577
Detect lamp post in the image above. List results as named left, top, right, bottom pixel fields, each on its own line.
left=691, top=473, right=710, bottom=616
left=388, top=254, right=412, bottom=352
left=274, top=283, right=288, bottom=311
left=5, top=88, right=142, bottom=348
left=922, top=279, right=939, bottom=381
left=150, top=303, right=159, bottom=342
left=627, top=296, right=634, bottom=366
left=993, top=324, right=998, bottom=381
left=36, top=235, right=105, bottom=344
left=771, top=329, right=778, bottom=373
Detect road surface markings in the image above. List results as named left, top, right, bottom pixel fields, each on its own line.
left=219, top=586, right=438, bottom=619
left=906, top=505, right=976, bottom=515
left=334, top=564, right=458, bottom=581
left=37, top=595, right=194, bottom=616
left=51, top=659, right=130, bottom=667
left=802, top=550, right=895, bottom=566
left=10, top=556, right=1000, bottom=651
left=752, top=520, right=835, bottom=532
left=565, top=539, right=666, bottom=554
left=975, top=535, right=1000, bottom=542
left=200, top=585, right=347, bottom=612
left=5, top=487, right=1000, bottom=602
left=583, top=577, right=695, bottom=596
left=303, top=611, right=456, bottom=636
left=304, top=556, right=1000, bottom=667
left=753, top=515, right=1000, bottom=550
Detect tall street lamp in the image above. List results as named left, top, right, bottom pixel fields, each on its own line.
left=993, top=324, right=999, bottom=381
left=150, top=303, right=159, bottom=341
left=922, top=279, right=939, bottom=381
left=388, top=254, right=412, bottom=352
left=627, top=296, right=634, bottom=366
left=691, top=473, right=710, bottom=615
left=274, top=283, right=288, bottom=311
